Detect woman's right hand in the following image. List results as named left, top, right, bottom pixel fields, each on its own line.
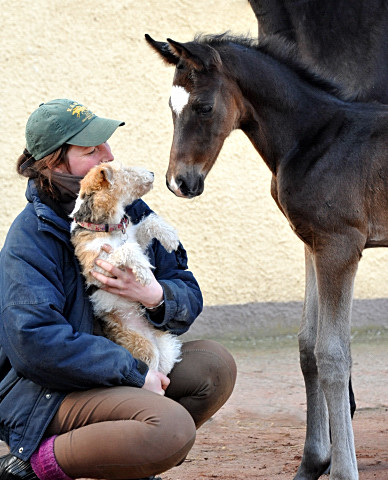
left=142, top=370, right=170, bottom=395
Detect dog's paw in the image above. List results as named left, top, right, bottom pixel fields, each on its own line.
left=107, top=249, right=127, bottom=269
left=108, top=245, right=153, bottom=285
left=136, top=214, right=180, bottom=253
left=132, top=264, right=153, bottom=286
left=157, top=226, right=180, bottom=253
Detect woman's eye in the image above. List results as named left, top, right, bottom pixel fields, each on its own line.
left=88, top=148, right=96, bottom=155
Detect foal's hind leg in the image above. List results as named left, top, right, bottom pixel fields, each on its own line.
left=294, top=247, right=331, bottom=480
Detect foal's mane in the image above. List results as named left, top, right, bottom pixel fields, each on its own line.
left=195, top=33, right=352, bottom=101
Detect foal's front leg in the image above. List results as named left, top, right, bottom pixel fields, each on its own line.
left=294, top=247, right=331, bottom=480
left=313, top=242, right=361, bottom=480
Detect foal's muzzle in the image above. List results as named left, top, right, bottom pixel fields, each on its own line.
left=167, top=173, right=205, bottom=198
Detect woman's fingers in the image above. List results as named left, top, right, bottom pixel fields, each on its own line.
left=95, top=258, right=120, bottom=276
left=100, top=243, right=113, bottom=254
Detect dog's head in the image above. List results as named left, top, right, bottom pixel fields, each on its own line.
left=71, top=162, right=154, bottom=224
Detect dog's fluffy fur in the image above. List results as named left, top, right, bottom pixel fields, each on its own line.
left=70, top=162, right=181, bottom=375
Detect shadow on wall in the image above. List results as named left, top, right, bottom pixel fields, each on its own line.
left=183, top=298, right=388, bottom=340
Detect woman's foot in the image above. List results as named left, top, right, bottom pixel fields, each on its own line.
left=0, top=454, right=39, bottom=480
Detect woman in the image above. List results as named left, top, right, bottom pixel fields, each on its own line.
left=0, top=99, right=237, bottom=480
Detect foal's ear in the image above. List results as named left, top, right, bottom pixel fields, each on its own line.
left=145, top=34, right=179, bottom=65
left=166, top=38, right=222, bottom=71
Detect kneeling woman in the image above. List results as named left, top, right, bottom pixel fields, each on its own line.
left=0, top=99, right=236, bottom=480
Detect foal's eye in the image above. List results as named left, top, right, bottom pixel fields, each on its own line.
left=195, top=104, right=213, bottom=116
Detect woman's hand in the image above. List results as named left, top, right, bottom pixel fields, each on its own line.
left=143, top=370, right=170, bottom=395
left=91, top=245, right=164, bottom=308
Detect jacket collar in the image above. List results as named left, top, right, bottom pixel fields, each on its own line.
left=26, top=179, right=72, bottom=237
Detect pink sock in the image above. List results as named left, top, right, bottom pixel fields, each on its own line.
left=30, top=436, right=73, bottom=480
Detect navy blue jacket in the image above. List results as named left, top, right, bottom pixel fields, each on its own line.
left=0, top=180, right=202, bottom=460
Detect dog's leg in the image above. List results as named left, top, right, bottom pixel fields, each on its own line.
left=108, top=242, right=154, bottom=285
left=153, top=330, right=182, bottom=375
left=135, top=213, right=179, bottom=252
left=295, top=247, right=331, bottom=480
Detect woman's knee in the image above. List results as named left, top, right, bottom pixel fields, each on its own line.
left=167, top=339, right=237, bottom=427
left=151, top=397, right=196, bottom=466
left=52, top=393, right=196, bottom=479
left=183, top=339, right=237, bottom=393
left=159, top=396, right=196, bottom=437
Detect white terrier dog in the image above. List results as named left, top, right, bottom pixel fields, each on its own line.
left=70, top=162, right=182, bottom=375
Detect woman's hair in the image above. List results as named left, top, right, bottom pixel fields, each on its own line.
left=16, top=145, right=71, bottom=198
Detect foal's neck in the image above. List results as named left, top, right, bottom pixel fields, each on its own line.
left=225, top=45, right=344, bottom=174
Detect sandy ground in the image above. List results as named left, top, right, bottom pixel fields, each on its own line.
left=0, top=329, right=387, bottom=480
left=162, top=330, right=388, bottom=480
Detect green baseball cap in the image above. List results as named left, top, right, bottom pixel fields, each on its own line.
left=25, top=99, right=125, bottom=160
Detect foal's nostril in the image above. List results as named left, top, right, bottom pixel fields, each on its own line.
left=176, top=174, right=204, bottom=198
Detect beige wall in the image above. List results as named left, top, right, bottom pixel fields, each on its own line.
left=1, top=0, right=387, bottom=314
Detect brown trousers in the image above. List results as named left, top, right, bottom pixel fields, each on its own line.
left=45, top=340, right=237, bottom=480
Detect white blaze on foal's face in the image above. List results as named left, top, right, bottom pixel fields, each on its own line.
left=170, top=85, right=190, bottom=116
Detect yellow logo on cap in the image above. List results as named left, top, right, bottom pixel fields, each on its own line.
left=67, top=102, right=95, bottom=122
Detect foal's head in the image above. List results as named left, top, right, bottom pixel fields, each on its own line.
left=146, top=34, right=242, bottom=198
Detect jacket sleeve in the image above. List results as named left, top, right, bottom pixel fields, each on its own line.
left=0, top=214, right=148, bottom=391
left=144, top=239, right=203, bottom=336
left=126, top=200, right=203, bottom=336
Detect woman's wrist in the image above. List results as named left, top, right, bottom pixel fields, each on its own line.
left=141, top=283, right=164, bottom=310
left=145, top=298, right=165, bottom=311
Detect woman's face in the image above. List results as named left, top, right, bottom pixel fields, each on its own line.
left=60, top=143, right=114, bottom=176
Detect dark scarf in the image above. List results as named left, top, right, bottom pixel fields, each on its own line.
left=36, top=171, right=83, bottom=221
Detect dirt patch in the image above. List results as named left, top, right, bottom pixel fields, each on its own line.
left=163, top=332, right=388, bottom=480
left=1, top=331, right=387, bottom=479
left=163, top=403, right=387, bottom=480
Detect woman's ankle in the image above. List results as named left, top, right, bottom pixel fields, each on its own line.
left=30, top=436, right=73, bottom=480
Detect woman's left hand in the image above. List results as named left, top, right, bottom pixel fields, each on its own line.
left=91, top=245, right=164, bottom=308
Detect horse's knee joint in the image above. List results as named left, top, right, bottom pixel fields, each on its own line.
left=299, top=338, right=317, bottom=374
left=315, top=349, right=350, bottom=390
left=299, top=351, right=317, bottom=374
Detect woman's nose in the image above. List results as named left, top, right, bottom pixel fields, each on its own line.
left=100, top=142, right=114, bottom=162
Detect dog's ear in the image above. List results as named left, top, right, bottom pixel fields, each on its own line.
left=80, top=163, right=113, bottom=197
